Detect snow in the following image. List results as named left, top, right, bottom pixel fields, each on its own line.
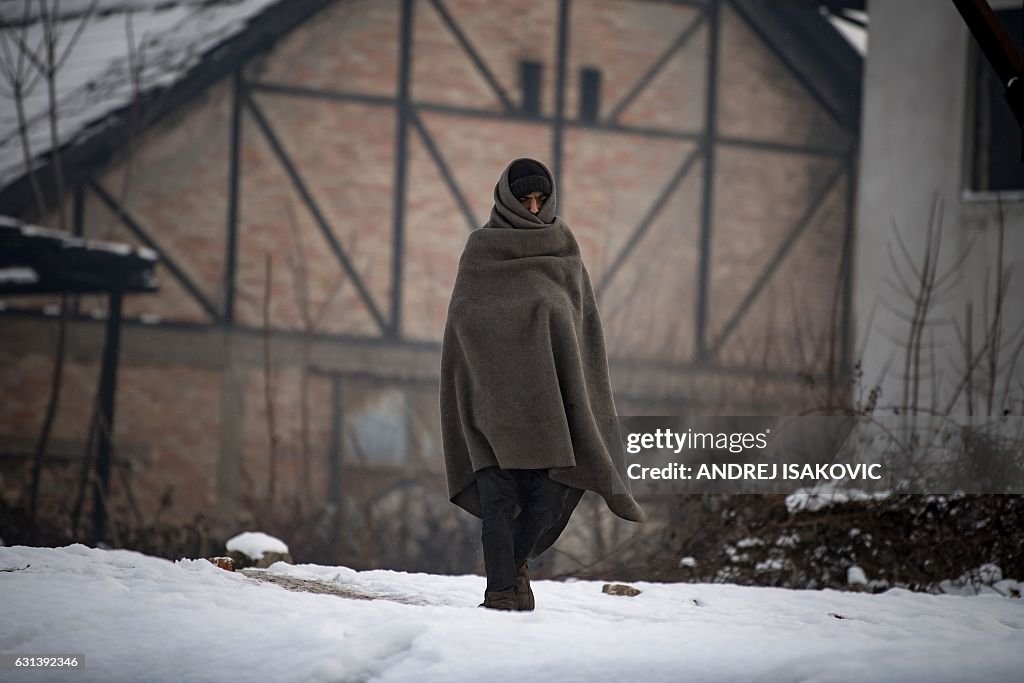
left=0, top=544, right=1022, bottom=683
left=16, top=223, right=86, bottom=248
left=4, top=215, right=160, bottom=260
left=847, top=565, right=868, bottom=587
left=87, top=241, right=131, bottom=255
left=786, top=481, right=891, bottom=513
left=0, top=267, right=38, bottom=283
left=225, top=531, right=288, bottom=560
left=939, top=565, right=1022, bottom=599
left=137, top=246, right=159, bottom=261
left=0, top=1, right=207, bottom=22
left=826, top=9, right=867, bottom=56
left=755, top=558, right=785, bottom=573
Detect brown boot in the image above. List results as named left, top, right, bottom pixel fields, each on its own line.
left=516, top=562, right=535, bottom=611
left=478, top=586, right=518, bottom=610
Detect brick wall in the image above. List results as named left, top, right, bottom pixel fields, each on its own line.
left=0, top=0, right=855, bottom=553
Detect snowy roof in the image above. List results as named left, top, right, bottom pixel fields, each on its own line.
left=0, top=213, right=160, bottom=293
left=0, top=0, right=285, bottom=189
left=0, top=213, right=158, bottom=259
left=826, top=9, right=867, bottom=56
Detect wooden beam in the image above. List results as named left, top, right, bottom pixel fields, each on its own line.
left=952, top=0, right=1024, bottom=138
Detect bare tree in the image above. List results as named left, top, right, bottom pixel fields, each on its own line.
left=1, top=0, right=100, bottom=537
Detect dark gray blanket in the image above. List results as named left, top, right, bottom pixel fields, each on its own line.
left=440, top=157, right=646, bottom=560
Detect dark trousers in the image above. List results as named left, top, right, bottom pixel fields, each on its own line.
left=476, top=466, right=572, bottom=593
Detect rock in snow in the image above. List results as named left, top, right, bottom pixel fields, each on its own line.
left=847, top=565, right=868, bottom=587
left=225, top=531, right=291, bottom=569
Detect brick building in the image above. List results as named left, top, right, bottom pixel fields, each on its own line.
left=0, top=0, right=862, bottom=572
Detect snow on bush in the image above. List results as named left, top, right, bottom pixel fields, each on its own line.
left=785, top=481, right=891, bottom=513
left=225, top=531, right=289, bottom=560
left=847, top=565, right=868, bottom=586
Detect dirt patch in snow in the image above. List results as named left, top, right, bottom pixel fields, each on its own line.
left=240, top=569, right=432, bottom=606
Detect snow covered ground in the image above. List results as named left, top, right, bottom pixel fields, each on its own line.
left=0, top=545, right=1021, bottom=683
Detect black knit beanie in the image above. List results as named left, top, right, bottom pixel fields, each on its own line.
left=508, top=159, right=551, bottom=198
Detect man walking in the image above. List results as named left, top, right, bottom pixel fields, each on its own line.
left=439, top=157, right=646, bottom=611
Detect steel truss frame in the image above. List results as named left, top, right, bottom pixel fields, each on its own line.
left=2, top=0, right=858, bottom=378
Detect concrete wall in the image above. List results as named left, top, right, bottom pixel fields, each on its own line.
left=855, top=0, right=1024, bottom=416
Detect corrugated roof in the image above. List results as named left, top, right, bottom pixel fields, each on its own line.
left=0, top=0, right=283, bottom=188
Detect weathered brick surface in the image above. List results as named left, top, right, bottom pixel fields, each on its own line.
left=718, top=5, right=852, bottom=149
left=420, top=0, right=560, bottom=116
left=237, top=366, right=334, bottom=505
left=1, top=0, right=855, bottom=530
left=0, top=350, right=220, bottom=519
left=257, top=0, right=400, bottom=97
left=111, top=363, right=222, bottom=515
left=570, top=0, right=706, bottom=130
left=233, top=95, right=396, bottom=335
left=84, top=80, right=234, bottom=324
left=0, top=350, right=99, bottom=450
left=708, top=146, right=848, bottom=372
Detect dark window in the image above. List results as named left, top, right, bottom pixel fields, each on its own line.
left=579, top=67, right=602, bottom=122
left=969, top=8, right=1024, bottom=192
left=520, top=60, right=543, bottom=117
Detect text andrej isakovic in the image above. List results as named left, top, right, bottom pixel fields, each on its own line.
left=624, top=429, right=883, bottom=481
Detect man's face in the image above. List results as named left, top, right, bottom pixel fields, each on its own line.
left=518, top=191, right=547, bottom=215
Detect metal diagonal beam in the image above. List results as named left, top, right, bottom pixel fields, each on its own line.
left=247, top=81, right=396, bottom=107
left=595, top=143, right=702, bottom=299
left=409, top=108, right=480, bottom=232
left=952, top=0, right=1024, bottom=143
left=707, top=161, right=846, bottom=358
left=241, top=84, right=849, bottom=156
left=605, top=11, right=705, bottom=124
left=716, top=134, right=846, bottom=158
left=0, top=305, right=836, bottom=386
left=88, top=181, right=221, bottom=322
left=427, top=0, right=516, bottom=112
left=952, top=0, right=1023, bottom=86
left=726, top=0, right=850, bottom=132
left=242, top=91, right=390, bottom=335
left=581, top=119, right=701, bottom=141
